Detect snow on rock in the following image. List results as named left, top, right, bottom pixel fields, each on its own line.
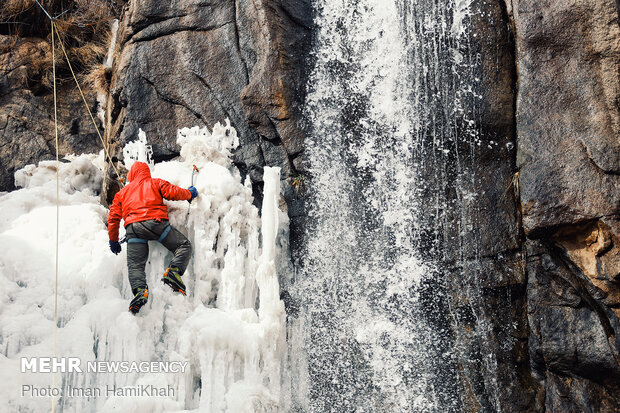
left=14, top=156, right=103, bottom=194
left=177, top=119, right=239, bottom=168
left=122, top=128, right=154, bottom=171
left=0, top=120, right=286, bottom=412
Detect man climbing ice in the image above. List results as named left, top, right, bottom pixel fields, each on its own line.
left=107, top=161, right=199, bottom=314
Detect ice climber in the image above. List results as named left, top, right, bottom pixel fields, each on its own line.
left=107, top=161, right=199, bottom=314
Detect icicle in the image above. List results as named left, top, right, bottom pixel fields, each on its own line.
left=97, top=19, right=119, bottom=124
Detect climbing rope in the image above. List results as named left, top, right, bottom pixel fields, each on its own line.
left=51, top=20, right=123, bottom=182
left=51, top=16, right=59, bottom=413
left=34, top=0, right=123, bottom=183
left=32, top=2, right=124, bottom=410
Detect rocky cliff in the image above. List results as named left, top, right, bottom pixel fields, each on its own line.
left=510, top=0, right=620, bottom=410
left=101, top=0, right=310, bottom=212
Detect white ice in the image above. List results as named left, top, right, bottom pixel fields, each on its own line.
left=0, top=120, right=286, bottom=412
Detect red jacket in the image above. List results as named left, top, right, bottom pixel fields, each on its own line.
left=107, top=162, right=191, bottom=242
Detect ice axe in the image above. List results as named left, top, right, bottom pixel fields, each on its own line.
left=185, top=164, right=200, bottom=226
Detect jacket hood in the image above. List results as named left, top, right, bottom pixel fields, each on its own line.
left=128, top=161, right=151, bottom=183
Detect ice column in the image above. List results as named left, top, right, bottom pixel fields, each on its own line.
left=257, top=167, right=283, bottom=321
left=122, top=128, right=153, bottom=171
left=258, top=167, right=286, bottom=399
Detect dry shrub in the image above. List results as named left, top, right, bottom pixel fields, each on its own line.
left=83, top=63, right=111, bottom=96
left=0, top=33, right=19, bottom=54
left=69, top=42, right=107, bottom=65
left=0, top=0, right=119, bottom=91
left=1, top=0, right=36, bottom=19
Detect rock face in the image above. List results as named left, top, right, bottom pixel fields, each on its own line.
left=0, top=36, right=103, bottom=192
left=444, top=1, right=536, bottom=410
left=103, top=0, right=311, bottom=190
left=513, top=0, right=620, bottom=235
left=511, top=0, right=620, bottom=410
left=0, top=1, right=123, bottom=193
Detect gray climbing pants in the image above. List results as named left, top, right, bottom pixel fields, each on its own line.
left=125, top=219, right=192, bottom=293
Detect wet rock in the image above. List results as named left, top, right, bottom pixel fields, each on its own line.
left=444, top=1, right=538, bottom=409
left=448, top=252, right=536, bottom=412
left=442, top=0, right=521, bottom=263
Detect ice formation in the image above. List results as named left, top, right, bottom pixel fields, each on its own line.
left=122, top=128, right=154, bottom=170
left=0, top=120, right=286, bottom=412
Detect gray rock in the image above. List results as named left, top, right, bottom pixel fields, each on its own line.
left=526, top=240, right=620, bottom=411
left=0, top=36, right=104, bottom=191
left=104, top=0, right=311, bottom=187
left=511, top=1, right=620, bottom=410
left=512, top=0, right=620, bottom=236
left=102, top=0, right=312, bottom=241
left=439, top=0, right=521, bottom=263
left=544, top=371, right=620, bottom=413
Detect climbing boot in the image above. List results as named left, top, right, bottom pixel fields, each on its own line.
left=129, top=287, right=149, bottom=314
left=161, top=267, right=186, bottom=296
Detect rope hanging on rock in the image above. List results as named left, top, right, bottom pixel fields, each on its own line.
left=51, top=21, right=123, bottom=182
left=34, top=0, right=123, bottom=183
left=32, top=1, right=123, bottom=410
left=50, top=15, right=59, bottom=413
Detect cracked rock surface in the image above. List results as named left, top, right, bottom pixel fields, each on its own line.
left=104, top=0, right=311, bottom=187
left=102, top=0, right=311, bottom=255
left=511, top=0, right=620, bottom=410
left=512, top=0, right=620, bottom=235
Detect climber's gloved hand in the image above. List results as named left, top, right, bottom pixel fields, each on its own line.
left=188, top=186, right=198, bottom=203
left=109, top=240, right=122, bottom=255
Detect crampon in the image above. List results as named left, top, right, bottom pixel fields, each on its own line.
left=161, top=267, right=186, bottom=296
left=129, top=287, right=149, bottom=314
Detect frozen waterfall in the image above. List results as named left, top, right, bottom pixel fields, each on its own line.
left=2, top=0, right=515, bottom=411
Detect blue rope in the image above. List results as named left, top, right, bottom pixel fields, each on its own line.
left=157, top=226, right=172, bottom=243
left=126, top=226, right=171, bottom=244
left=34, top=0, right=54, bottom=21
